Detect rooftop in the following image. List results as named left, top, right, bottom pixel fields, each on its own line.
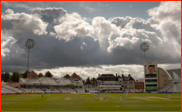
left=70, top=73, right=80, bottom=78
left=28, top=71, right=38, bottom=76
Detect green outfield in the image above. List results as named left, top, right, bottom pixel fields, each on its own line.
left=1, top=93, right=181, bottom=111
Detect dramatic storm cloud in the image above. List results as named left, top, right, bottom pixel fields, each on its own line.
left=1, top=1, right=181, bottom=79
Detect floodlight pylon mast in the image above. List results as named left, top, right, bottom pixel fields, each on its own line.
left=144, top=49, right=145, bottom=61
left=27, top=48, right=30, bottom=77
left=25, top=38, right=35, bottom=78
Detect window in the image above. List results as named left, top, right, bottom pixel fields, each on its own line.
left=32, top=76, right=36, bottom=79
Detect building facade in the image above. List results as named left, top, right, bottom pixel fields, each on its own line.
left=144, top=61, right=158, bottom=92
left=122, top=74, right=135, bottom=92
left=157, top=67, right=171, bottom=91
left=97, top=74, right=123, bottom=92
left=135, top=81, right=144, bottom=92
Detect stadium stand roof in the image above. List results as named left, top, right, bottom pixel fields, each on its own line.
left=97, top=74, right=116, bottom=79
left=166, top=68, right=181, bottom=79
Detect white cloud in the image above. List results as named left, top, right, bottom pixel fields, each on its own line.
left=49, top=32, right=56, bottom=37
left=2, top=9, right=48, bottom=36
left=54, top=19, right=94, bottom=41
left=148, top=1, right=181, bottom=45
left=1, top=32, right=17, bottom=57
left=148, top=1, right=181, bottom=24
left=33, top=63, right=181, bottom=80
left=92, top=17, right=121, bottom=51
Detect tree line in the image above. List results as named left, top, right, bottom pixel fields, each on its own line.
left=1, top=71, right=85, bottom=83
left=1, top=71, right=92, bottom=83
left=1, top=71, right=54, bottom=82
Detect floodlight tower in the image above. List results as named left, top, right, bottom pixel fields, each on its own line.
left=140, top=42, right=149, bottom=61
left=25, top=38, right=35, bottom=77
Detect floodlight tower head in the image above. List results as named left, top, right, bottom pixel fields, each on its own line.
left=140, top=42, right=149, bottom=52
left=140, top=42, right=149, bottom=61
left=25, top=38, right=35, bottom=49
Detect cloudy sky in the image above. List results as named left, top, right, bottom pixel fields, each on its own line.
left=1, top=1, right=181, bottom=80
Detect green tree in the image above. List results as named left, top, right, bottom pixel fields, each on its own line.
left=1, top=72, right=10, bottom=82
left=82, top=80, right=86, bottom=84
left=1, top=73, right=5, bottom=81
left=79, top=76, right=82, bottom=80
left=45, top=71, right=53, bottom=77
left=4, top=72, right=11, bottom=82
left=11, top=72, right=21, bottom=82
left=9, top=75, right=13, bottom=82
left=64, top=74, right=70, bottom=79
left=86, top=77, right=90, bottom=82
left=38, top=73, right=44, bottom=77
left=20, top=70, right=30, bottom=78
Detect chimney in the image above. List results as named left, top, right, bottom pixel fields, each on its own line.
left=128, top=74, right=131, bottom=77
left=116, top=73, right=117, bottom=77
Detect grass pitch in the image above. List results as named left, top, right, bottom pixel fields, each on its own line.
left=1, top=93, right=181, bottom=111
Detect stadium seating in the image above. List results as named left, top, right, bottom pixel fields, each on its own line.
left=31, top=88, right=44, bottom=93
left=64, top=79, right=72, bottom=85
left=52, top=89, right=60, bottom=93
left=59, top=87, right=76, bottom=93
left=87, top=87, right=97, bottom=92
left=38, top=78, right=49, bottom=85
left=20, top=88, right=31, bottom=93
left=18, top=77, right=87, bottom=93
left=44, top=88, right=53, bottom=93
left=55, top=78, right=66, bottom=86
left=43, top=88, right=60, bottom=93
left=46, top=78, right=58, bottom=85
left=1, top=84, right=24, bottom=93
left=73, top=81, right=83, bottom=86
left=67, top=88, right=76, bottom=92
left=27, top=79, right=41, bottom=85
left=159, top=81, right=181, bottom=93
left=1, top=87, right=16, bottom=94
left=19, top=78, right=28, bottom=83
left=168, top=82, right=181, bottom=93
left=75, top=88, right=85, bottom=93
